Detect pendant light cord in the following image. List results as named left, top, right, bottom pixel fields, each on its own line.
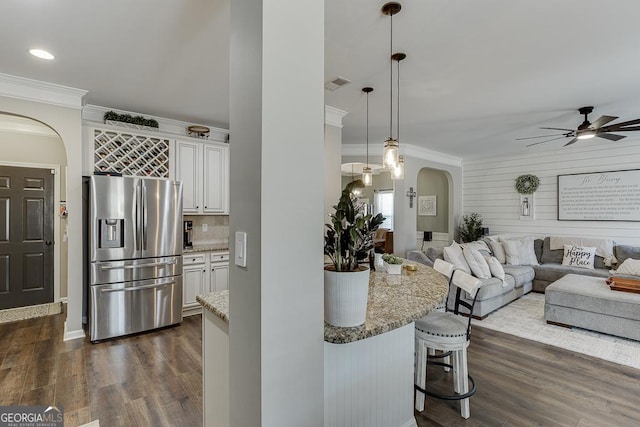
left=366, top=91, right=369, bottom=167
left=389, top=12, right=394, bottom=139
left=397, top=58, right=400, bottom=145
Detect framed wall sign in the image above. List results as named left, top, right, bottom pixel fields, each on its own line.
left=558, top=169, right=640, bottom=221
left=418, top=195, right=437, bottom=216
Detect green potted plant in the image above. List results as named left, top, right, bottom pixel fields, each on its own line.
left=324, top=180, right=385, bottom=327
left=382, top=253, right=403, bottom=275
left=458, top=212, right=483, bottom=243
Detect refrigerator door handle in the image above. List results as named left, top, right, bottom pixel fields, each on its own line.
left=99, top=260, right=177, bottom=271
left=100, top=282, right=173, bottom=293
left=134, top=184, right=141, bottom=251
left=142, top=183, right=147, bottom=250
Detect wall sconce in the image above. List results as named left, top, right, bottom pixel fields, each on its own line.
left=406, top=187, right=417, bottom=208
left=481, top=227, right=490, bottom=236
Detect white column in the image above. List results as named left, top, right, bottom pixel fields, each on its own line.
left=229, top=0, right=325, bottom=426
left=324, top=106, right=347, bottom=225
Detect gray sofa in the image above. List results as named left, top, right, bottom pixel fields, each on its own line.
left=407, top=237, right=640, bottom=319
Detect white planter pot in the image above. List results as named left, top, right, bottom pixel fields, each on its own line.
left=384, top=261, right=402, bottom=275
left=324, top=267, right=370, bottom=327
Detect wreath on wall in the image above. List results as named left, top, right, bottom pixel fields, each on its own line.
left=515, top=174, right=540, bottom=194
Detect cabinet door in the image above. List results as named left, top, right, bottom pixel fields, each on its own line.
left=210, top=265, right=229, bottom=292
left=176, top=141, right=201, bottom=213
left=183, top=264, right=207, bottom=306
left=203, top=144, right=226, bottom=213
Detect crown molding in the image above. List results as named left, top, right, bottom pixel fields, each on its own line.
left=342, top=143, right=463, bottom=167
left=0, top=73, right=87, bottom=109
left=325, top=105, right=348, bottom=128
left=82, top=104, right=229, bottom=142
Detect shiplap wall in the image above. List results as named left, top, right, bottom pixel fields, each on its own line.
left=463, top=141, right=640, bottom=245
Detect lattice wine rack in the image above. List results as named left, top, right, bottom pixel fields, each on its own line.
left=94, top=128, right=170, bottom=177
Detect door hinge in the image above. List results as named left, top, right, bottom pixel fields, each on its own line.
left=50, top=169, right=56, bottom=175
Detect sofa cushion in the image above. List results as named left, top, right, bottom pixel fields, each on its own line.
left=533, top=263, right=609, bottom=283
left=472, top=276, right=515, bottom=301
left=463, top=248, right=491, bottom=279
left=502, top=265, right=535, bottom=288
left=502, top=237, right=539, bottom=266
left=612, top=258, right=640, bottom=276
left=615, top=245, right=640, bottom=264
left=541, top=237, right=563, bottom=264
left=443, top=242, right=471, bottom=274
left=426, top=247, right=444, bottom=262
left=488, top=241, right=506, bottom=264
left=534, top=239, right=544, bottom=263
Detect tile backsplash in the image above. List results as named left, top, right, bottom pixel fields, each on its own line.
left=185, top=215, right=229, bottom=245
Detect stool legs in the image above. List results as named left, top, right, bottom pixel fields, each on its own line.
left=459, top=347, right=470, bottom=419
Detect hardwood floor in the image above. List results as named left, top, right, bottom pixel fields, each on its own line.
left=0, top=311, right=203, bottom=427
left=2, top=311, right=640, bottom=426
left=415, top=327, right=640, bottom=426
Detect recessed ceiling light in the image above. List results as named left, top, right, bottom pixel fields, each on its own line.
left=29, top=49, right=54, bottom=60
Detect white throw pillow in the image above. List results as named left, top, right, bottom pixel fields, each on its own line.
left=461, top=240, right=491, bottom=253
left=612, top=258, right=640, bottom=276
left=443, top=242, right=471, bottom=274
left=485, top=256, right=508, bottom=287
left=562, top=245, right=596, bottom=269
left=463, top=248, right=491, bottom=279
left=489, top=241, right=506, bottom=264
left=501, top=236, right=539, bottom=266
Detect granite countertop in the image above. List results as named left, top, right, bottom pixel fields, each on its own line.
left=324, top=261, right=448, bottom=344
left=197, top=290, right=229, bottom=323
left=197, top=260, right=449, bottom=345
left=184, top=243, right=229, bottom=253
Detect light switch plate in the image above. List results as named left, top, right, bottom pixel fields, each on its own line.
left=235, top=231, right=247, bottom=267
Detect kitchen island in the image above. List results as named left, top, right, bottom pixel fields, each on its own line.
left=198, top=262, right=448, bottom=427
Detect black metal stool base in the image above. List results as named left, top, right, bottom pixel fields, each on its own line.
left=415, top=359, right=477, bottom=401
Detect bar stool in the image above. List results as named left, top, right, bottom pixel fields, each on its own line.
left=414, top=259, right=482, bottom=419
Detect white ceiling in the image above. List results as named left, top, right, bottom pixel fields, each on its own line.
left=3, top=0, right=640, bottom=158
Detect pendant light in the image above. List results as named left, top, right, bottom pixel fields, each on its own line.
left=362, top=87, right=374, bottom=186
left=382, top=2, right=401, bottom=170
left=391, top=53, right=405, bottom=180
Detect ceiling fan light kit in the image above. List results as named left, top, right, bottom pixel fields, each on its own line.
left=519, top=105, right=640, bottom=148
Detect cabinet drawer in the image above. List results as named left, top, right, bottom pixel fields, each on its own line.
left=183, top=253, right=207, bottom=265
left=210, top=252, right=229, bottom=263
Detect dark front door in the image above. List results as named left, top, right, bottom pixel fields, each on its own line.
left=0, top=166, right=54, bottom=309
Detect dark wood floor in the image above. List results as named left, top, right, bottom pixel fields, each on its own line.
left=0, top=312, right=203, bottom=427
left=416, top=327, right=640, bottom=426
left=2, top=311, right=640, bottom=426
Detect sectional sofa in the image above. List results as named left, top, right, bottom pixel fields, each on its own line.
left=407, top=237, right=640, bottom=320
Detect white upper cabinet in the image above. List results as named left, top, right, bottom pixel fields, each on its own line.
left=175, top=140, right=229, bottom=214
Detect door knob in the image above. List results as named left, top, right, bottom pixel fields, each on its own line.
left=45, top=241, right=52, bottom=245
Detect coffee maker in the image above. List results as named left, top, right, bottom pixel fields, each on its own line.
left=183, top=220, right=193, bottom=248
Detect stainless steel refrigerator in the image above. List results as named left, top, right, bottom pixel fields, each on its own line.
left=88, top=175, right=183, bottom=341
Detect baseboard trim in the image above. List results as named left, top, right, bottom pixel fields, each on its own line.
left=63, top=321, right=86, bottom=341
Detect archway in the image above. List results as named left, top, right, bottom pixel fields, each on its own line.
left=416, top=167, right=450, bottom=249
left=0, top=113, right=68, bottom=308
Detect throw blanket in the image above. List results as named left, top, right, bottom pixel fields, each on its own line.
left=549, top=236, right=617, bottom=266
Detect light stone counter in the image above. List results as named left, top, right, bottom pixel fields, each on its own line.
left=197, top=261, right=448, bottom=344
left=184, top=243, right=229, bottom=253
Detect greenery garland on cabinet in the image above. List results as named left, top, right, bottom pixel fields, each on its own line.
left=515, top=174, right=540, bottom=194
left=104, top=111, right=159, bottom=128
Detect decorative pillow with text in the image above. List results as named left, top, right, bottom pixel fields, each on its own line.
left=562, top=245, right=596, bottom=269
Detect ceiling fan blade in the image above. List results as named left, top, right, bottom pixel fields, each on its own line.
left=603, top=125, right=640, bottom=132
left=516, top=133, right=569, bottom=141
left=564, top=138, right=579, bottom=147
left=605, top=118, right=640, bottom=129
left=540, top=127, right=575, bottom=132
left=526, top=136, right=568, bottom=147
left=597, top=133, right=626, bottom=142
left=589, top=115, right=618, bottom=129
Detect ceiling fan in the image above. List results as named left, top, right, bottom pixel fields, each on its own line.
left=518, top=106, right=640, bottom=147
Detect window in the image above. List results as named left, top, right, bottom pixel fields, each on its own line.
left=374, top=190, right=394, bottom=230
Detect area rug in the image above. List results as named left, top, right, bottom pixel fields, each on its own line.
left=471, top=293, right=640, bottom=370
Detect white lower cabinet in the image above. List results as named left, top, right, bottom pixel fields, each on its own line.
left=183, top=251, right=229, bottom=316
